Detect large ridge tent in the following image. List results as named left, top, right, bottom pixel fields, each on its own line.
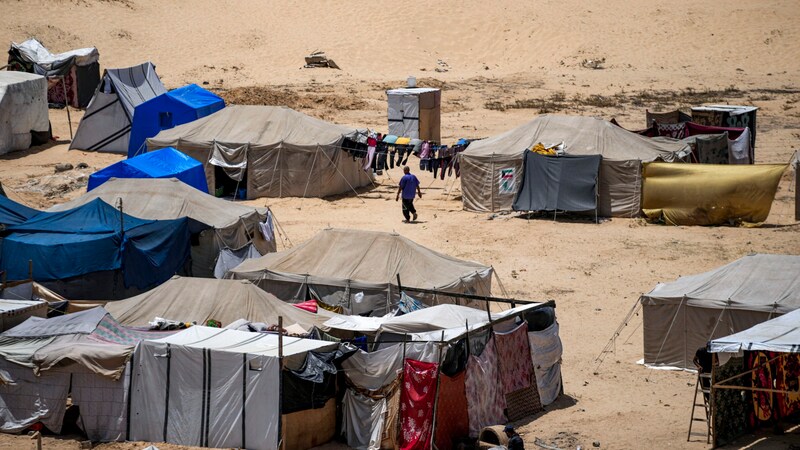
left=1, top=198, right=191, bottom=299
left=0, top=72, right=50, bottom=155
left=7, top=38, right=100, bottom=108
left=0, top=195, right=39, bottom=229
left=48, top=178, right=273, bottom=277
left=145, top=105, right=373, bottom=199
left=459, top=115, right=690, bottom=216
left=105, top=276, right=334, bottom=332
left=641, top=162, right=786, bottom=226
left=0, top=307, right=170, bottom=441
left=127, top=84, right=224, bottom=158
left=227, top=228, right=493, bottom=315
left=640, top=253, right=800, bottom=370
left=87, top=147, right=208, bottom=192
left=70, top=62, right=167, bottom=153
left=129, top=326, right=339, bottom=450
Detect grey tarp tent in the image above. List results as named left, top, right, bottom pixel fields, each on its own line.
left=129, top=326, right=338, bottom=449
left=640, top=254, right=800, bottom=369
left=0, top=72, right=49, bottom=155
left=47, top=177, right=274, bottom=277
left=459, top=115, right=691, bottom=216
left=227, top=228, right=493, bottom=315
left=105, top=276, right=334, bottom=332
left=145, top=105, right=373, bottom=199
left=512, top=152, right=602, bottom=213
left=0, top=307, right=170, bottom=441
left=69, top=62, right=166, bottom=153
left=709, top=307, right=800, bottom=354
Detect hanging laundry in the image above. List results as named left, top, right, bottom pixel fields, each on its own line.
left=213, top=243, right=262, bottom=279
left=729, top=128, right=751, bottom=164
left=465, top=336, right=506, bottom=437
left=399, top=359, right=439, bottom=450
left=696, top=132, right=729, bottom=164
left=434, top=371, right=470, bottom=450
left=363, top=145, right=376, bottom=171
left=495, top=322, right=535, bottom=395
left=398, top=292, right=426, bottom=314
left=259, top=210, right=275, bottom=242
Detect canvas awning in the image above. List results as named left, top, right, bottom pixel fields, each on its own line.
left=709, top=308, right=800, bottom=354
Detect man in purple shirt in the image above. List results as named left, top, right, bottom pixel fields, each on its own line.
left=396, top=166, right=422, bottom=222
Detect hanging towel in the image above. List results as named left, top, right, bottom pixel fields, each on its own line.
left=399, top=359, right=439, bottom=450
left=259, top=210, right=275, bottom=242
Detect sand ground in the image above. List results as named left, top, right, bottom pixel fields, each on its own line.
left=1, top=0, right=799, bottom=449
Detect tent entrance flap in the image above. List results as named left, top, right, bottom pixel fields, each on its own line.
left=209, top=142, right=248, bottom=182
left=512, top=152, right=601, bottom=213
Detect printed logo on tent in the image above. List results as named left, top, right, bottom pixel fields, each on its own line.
left=498, top=168, right=516, bottom=194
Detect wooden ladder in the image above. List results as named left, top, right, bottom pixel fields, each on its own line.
left=687, top=372, right=713, bottom=444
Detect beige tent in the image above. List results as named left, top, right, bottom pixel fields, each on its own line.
left=104, top=276, right=333, bottom=332
left=146, top=105, right=373, bottom=199
left=227, top=228, right=493, bottom=315
left=48, top=178, right=274, bottom=277
left=640, top=254, right=800, bottom=370
left=459, top=115, right=691, bottom=216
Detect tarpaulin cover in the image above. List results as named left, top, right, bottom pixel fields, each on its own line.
left=213, top=244, right=261, bottom=279
left=282, top=370, right=336, bottom=414
left=434, top=371, right=469, bottom=450
left=641, top=162, right=786, bottom=226
left=128, top=84, right=224, bottom=157
left=70, top=62, right=166, bottom=153
left=1, top=198, right=190, bottom=289
left=342, top=389, right=388, bottom=450
left=465, top=336, right=505, bottom=437
left=399, top=359, right=438, bottom=450
left=229, top=228, right=492, bottom=315
left=146, top=105, right=373, bottom=199
left=459, top=115, right=689, bottom=215
left=528, top=321, right=563, bottom=406
left=709, top=308, right=800, bottom=354
left=0, top=72, right=49, bottom=155
left=513, top=152, right=601, bottom=212
left=88, top=147, right=208, bottom=192
left=104, top=276, right=335, bottom=332
left=0, top=195, right=39, bottom=227
left=48, top=177, right=273, bottom=277
left=641, top=254, right=800, bottom=369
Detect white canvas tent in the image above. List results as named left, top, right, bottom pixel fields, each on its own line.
left=640, top=254, right=800, bottom=369
left=48, top=178, right=274, bottom=277
left=145, top=105, right=373, bottom=199
left=459, top=115, right=691, bottom=215
left=105, top=276, right=335, bottom=332
left=69, top=62, right=166, bottom=153
left=0, top=72, right=49, bottom=155
left=386, top=88, right=441, bottom=141
left=227, top=228, right=493, bottom=315
left=128, top=326, right=337, bottom=450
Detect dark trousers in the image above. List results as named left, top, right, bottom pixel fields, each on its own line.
left=401, top=198, right=416, bottom=221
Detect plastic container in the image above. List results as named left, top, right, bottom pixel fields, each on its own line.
left=407, top=76, right=416, bottom=88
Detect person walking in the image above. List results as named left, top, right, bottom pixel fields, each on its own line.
left=396, top=166, right=422, bottom=222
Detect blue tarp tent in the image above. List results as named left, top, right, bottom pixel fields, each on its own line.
left=88, top=147, right=209, bottom=192
left=0, top=195, right=39, bottom=228
left=128, top=84, right=224, bottom=158
left=1, top=198, right=190, bottom=295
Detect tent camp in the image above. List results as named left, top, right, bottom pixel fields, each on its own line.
left=129, top=326, right=339, bottom=450
left=48, top=178, right=273, bottom=277
left=87, top=147, right=208, bottom=192
left=0, top=307, right=170, bottom=441
left=640, top=253, right=800, bottom=370
left=227, top=228, right=493, bottom=315
left=1, top=198, right=190, bottom=299
left=459, top=115, right=691, bottom=216
left=69, top=62, right=166, bottom=154
left=105, top=276, right=334, bottom=332
left=127, top=84, right=224, bottom=158
left=0, top=195, right=39, bottom=229
left=7, top=39, right=100, bottom=108
left=0, top=72, right=49, bottom=155
left=641, top=162, right=786, bottom=226
left=145, top=105, right=373, bottom=199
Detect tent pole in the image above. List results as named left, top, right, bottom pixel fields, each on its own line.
left=118, top=198, right=124, bottom=235
left=61, top=77, right=73, bottom=140
left=278, top=316, right=285, bottom=450
left=317, top=145, right=367, bottom=204
left=490, top=154, right=495, bottom=213
left=299, top=145, right=321, bottom=210
left=430, top=330, right=445, bottom=450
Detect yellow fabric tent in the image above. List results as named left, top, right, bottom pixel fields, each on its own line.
left=642, top=163, right=786, bottom=226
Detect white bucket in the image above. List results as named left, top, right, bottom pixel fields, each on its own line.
left=407, top=76, right=417, bottom=88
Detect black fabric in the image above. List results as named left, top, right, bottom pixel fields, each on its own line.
left=513, top=152, right=601, bottom=212
left=75, top=62, right=101, bottom=108
left=291, top=347, right=356, bottom=384
left=524, top=306, right=555, bottom=332
left=441, top=339, right=468, bottom=376
left=282, top=370, right=336, bottom=413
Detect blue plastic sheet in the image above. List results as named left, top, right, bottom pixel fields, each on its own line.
left=88, top=147, right=208, bottom=192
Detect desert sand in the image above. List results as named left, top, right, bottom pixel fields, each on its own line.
left=0, top=0, right=799, bottom=449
